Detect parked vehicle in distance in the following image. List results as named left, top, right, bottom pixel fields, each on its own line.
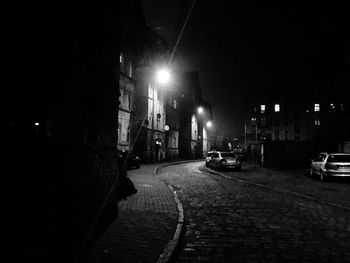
left=117, top=150, right=141, bottom=169
left=208, top=151, right=241, bottom=171
left=205, top=151, right=216, bottom=167
left=310, top=152, right=350, bottom=181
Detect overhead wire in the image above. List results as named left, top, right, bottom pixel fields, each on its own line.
left=167, top=0, right=197, bottom=67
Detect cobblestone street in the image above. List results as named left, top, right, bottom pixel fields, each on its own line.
left=158, top=161, right=350, bottom=263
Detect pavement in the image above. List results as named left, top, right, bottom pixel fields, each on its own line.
left=81, top=160, right=192, bottom=263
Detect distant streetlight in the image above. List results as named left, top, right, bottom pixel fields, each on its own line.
left=206, top=121, right=212, bottom=128
left=197, top=106, right=204, bottom=114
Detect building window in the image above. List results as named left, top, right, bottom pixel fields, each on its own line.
left=314, top=103, right=320, bottom=112
left=274, top=118, right=280, bottom=127
left=118, top=123, right=121, bottom=142
left=275, top=130, right=280, bottom=141
left=126, top=125, right=130, bottom=142
left=294, top=123, right=300, bottom=133
left=274, top=104, right=280, bottom=112
left=172, top=136, right=177, bottom=148
left=294, top=110, right=300, bottom=120
left=315, top=120, right=321, bottom=126
left=128, top=62, right=132, bottom=78
left=260, top=105, right=266, bottom=114
left=251, top=117, right=257, bottom=125
left=173, top=99, right=177, bottom=109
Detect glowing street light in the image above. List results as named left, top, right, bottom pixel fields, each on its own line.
left=156, top=68, right=170, bottom=85
left=197, top=106, right=204, bottom=114
left=206, top=121, right=212, bottom=128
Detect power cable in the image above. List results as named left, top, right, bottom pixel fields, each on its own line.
left=167, top=0, right=197, bottom=67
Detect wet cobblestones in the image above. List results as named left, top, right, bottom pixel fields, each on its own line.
left=158, top=162, right=350, bottom=263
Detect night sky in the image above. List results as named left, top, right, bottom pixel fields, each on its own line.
left=168, top=2, right=349, bottom=137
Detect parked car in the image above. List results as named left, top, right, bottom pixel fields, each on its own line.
left=310, top=152, right=350, bottom=181
left=117, top=150, right=141, bottom=169
left=205, top=151, right=216, bottom=167
left=208, top=151, right=241, bottom=171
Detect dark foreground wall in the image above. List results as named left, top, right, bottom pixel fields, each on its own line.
left=3, top=3, right=124, bottom=262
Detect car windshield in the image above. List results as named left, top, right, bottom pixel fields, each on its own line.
left=327, top=155, right=350, bottom=163
left=221, top=152, right=236, bottom=158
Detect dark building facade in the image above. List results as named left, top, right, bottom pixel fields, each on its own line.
left=3, top=2, right=149, bottom=262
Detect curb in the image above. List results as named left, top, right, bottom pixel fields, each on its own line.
left=153, top=160, right=200, bottom=263
left=204, top=166, right=350, bottom=212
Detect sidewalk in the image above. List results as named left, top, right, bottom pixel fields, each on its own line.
left=81, top=162, right=185, bottom=263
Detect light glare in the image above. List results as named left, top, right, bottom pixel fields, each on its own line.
left=156, top=69, right=170, bottom=84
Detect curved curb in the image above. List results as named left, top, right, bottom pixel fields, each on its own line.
left=153, top=161, right=200, bottom=263
left=204, top=166, right=350, bottom=212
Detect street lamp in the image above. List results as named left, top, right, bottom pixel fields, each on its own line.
left=150, top=68, right=171, bottom=162
left=156, top=68, right=170, bottom=85
left=206, top=121, right=212, bottom=128
left=197, top=106, right=204, bottom=114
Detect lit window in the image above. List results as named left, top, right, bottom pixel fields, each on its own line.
left=174, top=100, right=177, bottom=109
left=274, top=104, right=280, bottom=112
left=314, top=103, right=320, bottom=112
left=119, top=53, right=123, bottom=63
left=315, top=120, right=321, bottom=126
left=260, top=105, right=266, bottom=114
left=251, top=117, right=257, bottom=125
left=128, top=62, right=132, bottom=78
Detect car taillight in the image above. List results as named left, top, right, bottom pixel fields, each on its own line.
left=325, top=163, right=337, bottom=170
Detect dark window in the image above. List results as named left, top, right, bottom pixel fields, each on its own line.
left=327, top=155, right=350, bottom=163
left=294, top=110, right=300, bottom=120
left=221, top=152, right=237, bottom=158
left=275, top=130, right=279, bottom=140
left=274, top=119, right=280, bottom=127
left=294, top=123, right=300, bottom=133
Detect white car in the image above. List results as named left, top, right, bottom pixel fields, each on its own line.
left=208, top=151, right=241, bottom=171
left=310, top=152, right=350, bottom=181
